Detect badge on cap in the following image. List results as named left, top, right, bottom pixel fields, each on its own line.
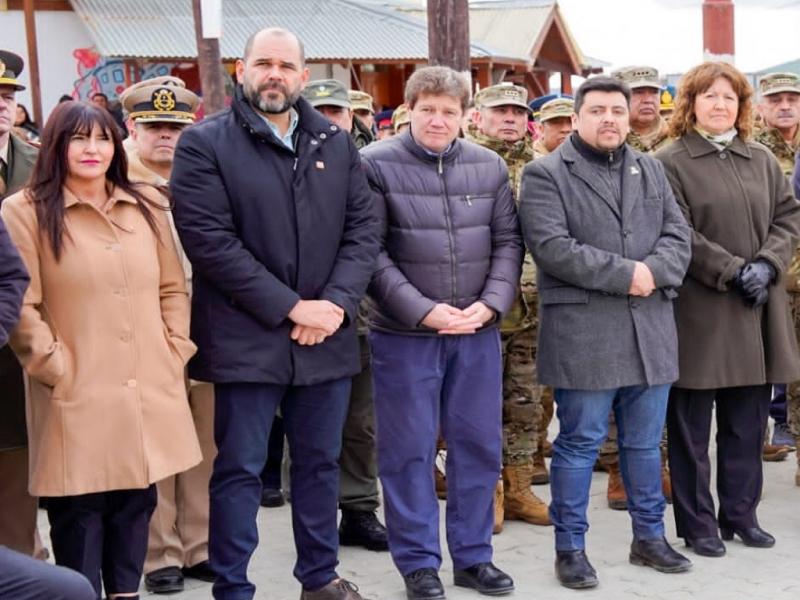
left=315, top=86, right=332, bottom=98
left=152, top=88, right=176, bottom=112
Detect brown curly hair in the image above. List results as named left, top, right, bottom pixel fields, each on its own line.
left=668, top=62, right=754, bottom=140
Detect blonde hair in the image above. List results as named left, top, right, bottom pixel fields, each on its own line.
left=669, top=62, right=754, bottom=140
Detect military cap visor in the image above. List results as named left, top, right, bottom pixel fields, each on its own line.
left=0, top=51, right=26, bottom=91
left=126, top=86, right=198, bottom=124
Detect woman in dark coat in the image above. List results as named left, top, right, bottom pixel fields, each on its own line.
left=656, top=61, right=800, bottom=558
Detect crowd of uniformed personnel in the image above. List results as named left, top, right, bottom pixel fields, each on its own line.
left=0, top=29, right=799, bottom=600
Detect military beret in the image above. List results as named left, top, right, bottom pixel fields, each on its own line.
left=475, top=82, right=529, bottom=111
left=349, top=90, right=374, bottom=113
left=611, top=65, right=662, bottom=90
left=302, top=79, right=351, bottom=109
left=0, top=50, right=25, bottom=91
left=120, top=76, right=198, bottom=124
left=759, top=72, right=800, bottom=97
left=392, top=104, right=410, bottom=132
left=540, top=98, right=574, bottom=122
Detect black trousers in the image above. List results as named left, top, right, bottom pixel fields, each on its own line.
left=46, top=485, right=157, bottom=598
left=667, top=385, right=770, bottom=539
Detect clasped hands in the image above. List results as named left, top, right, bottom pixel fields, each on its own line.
left=288, top=299, right=345, bottom=346
left=629, top=261, right=656, bottom=297
left=421, top=301, right=495, bottom=334
left=732, top=260, right=775, bottom=308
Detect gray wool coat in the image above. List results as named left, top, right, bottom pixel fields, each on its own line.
left=519, top=136, right=691, bottom=390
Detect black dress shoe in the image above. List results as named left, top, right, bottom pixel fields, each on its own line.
left=260, top=487, right=286, bottom=508
left=720, top=526, right=775, bottom=548
left=629, top=538, right=692, bottom=573
left=182, top=560, right=216, bottom=582
left=339, top=510, right=389, bottom=551
left=403, top=568, right=446, bottom=600
left=144, top=566, right=184, bottom=594
left=453, top=562, right=514, bottom=596
left=555, top=550, right=598, bottom=589
left=684, top=536, right=726, bottom=557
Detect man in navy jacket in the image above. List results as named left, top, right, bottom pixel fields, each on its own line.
left=171, top=28, right=378, bottom=600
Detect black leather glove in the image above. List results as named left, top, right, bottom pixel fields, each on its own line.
left=738, top=260, right=776, bottom=296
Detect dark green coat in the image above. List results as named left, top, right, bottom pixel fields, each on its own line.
left=1, top=134, right=37, bottom=450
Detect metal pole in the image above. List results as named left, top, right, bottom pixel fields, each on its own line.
left=192, top=0, right=226, bottom=116
left=702, top=0, right=735, bottom=64
left=22, top=0, right=43, bottom=125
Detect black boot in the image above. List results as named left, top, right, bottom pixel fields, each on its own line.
left=338, top=510, right=389, bottom=551
left=629, top=538, right=692, bottom=573
left=453, top=562, right=514, bottom=595
left=403, top=568, right=445, bottom=600
left=720, top=526, right=775, bottom=548
left=555, top=550, right=598, bottom=589
left=684, top=536, right=726, bottom=557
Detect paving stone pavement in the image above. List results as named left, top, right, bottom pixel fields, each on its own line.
left=37, top=432, right=800, bottom=600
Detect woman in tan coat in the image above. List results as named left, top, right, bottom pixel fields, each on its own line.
left=656, top=62, right=800, bottom=559
left=1, top=101, right=201, bottom=599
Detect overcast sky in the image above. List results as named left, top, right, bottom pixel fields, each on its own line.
left=556, top=0, right=800, bottom=74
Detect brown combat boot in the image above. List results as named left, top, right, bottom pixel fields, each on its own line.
left=434, top=465, right=447, bottom=500
left=762, top=443, right=790, bottom=462
left=532, top=437, right=549, bottom=485
left=661, top=450, right=672, bottom=503
left=503, top=463, right=551, bottom=526
left=606, top=460, right=627, bottom=510
left=493, top=479, right=504, bottom=534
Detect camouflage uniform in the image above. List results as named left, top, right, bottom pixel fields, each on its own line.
left=532, top=139, right=549, bottom=160
left=466, top=124, right=543, bottom=466
left=755, top=126, right=800, bottom=177
left=626, top=117, right=672, bottom=154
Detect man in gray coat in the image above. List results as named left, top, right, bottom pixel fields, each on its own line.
left=519, top=76, right=692, bottom=589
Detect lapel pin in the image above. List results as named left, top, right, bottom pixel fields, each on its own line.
left=630, top=166, right=640, bottom=175
left=316, top=161, right=325, bottom=170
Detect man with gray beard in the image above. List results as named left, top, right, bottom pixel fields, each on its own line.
left=171, top=27, right=379, bottom=600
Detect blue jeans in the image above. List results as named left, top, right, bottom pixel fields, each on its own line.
left=370, top=328, right=502, bottom=575
left=550, top=384, right=669, bottom=551
left=209, top=379, right=351, bottom=600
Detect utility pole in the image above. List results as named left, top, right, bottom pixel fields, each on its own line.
left=192, top=0, right=226, bottom=116
left=702, top=0, right=735, bottom=64
left=22, top=0, right=42, bottom=125
left=427, top=0, right=471, bottom=73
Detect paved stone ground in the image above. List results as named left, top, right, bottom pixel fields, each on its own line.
left=38, top=428, right=800, bottom=600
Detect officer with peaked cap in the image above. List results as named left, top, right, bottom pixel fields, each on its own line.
left=121, top=75, right=214, bottom=595
left=302, top=79, right=374, bottom=149
left=0, top=49, right=41, bottom=559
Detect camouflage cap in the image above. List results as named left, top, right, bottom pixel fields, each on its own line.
left=349, top=90, right=374, bottom=113
left=759, top=72, right=800, bottom=97
left=540, top=97, right=574, bottom=122
left=121, top=76, right=199, bottom=124
left=392, top=104, right=410, bottom=132
left=302, top=79, right=351, bottom=109
left=611, top=65, right=662, bottom=90
left=474, top=82, right=530, bottom=111
left=0, top=50, right=25, bottom=91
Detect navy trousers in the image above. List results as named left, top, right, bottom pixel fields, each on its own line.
left=369, top=328, right=502, bottom=576
left=209, top=379, right=351, bottom=600
left=0, top=546, right=95, bottom=600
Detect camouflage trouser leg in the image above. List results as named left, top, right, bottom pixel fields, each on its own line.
left=502, top=328, right=543, bottom=466
left=787, top=293, right=800, bottom=437
left=538, top=386, right=554, bottom=442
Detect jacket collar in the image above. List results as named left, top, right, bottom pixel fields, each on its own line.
left=681, top=128, right=752, bottom=159
left=231, top=85, right=343, bottom=150
left=398, top=128, right=462, bottom=166
left=63, top=184, right=139, bottom=209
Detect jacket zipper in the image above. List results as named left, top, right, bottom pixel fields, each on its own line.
left=438, top=154, right=457, bottom=306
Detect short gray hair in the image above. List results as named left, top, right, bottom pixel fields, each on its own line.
left=404, top=66, right=471, bottom=111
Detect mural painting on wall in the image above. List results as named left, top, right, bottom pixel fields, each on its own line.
left=70, top=47, right=176, bottom=101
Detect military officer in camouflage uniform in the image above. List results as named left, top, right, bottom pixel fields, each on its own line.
left=757, top=72, right=800, bottom=482
left=465, top=82, right=551, bottom=531
left=595, top=66, right=672, bottom=510
left=302, top=79, right=374, bottom=149
left=349, top=90, right=375, bottom=132
left=532, top=98, right=574, bottom=159
left=391, top=103, right=410, bottom=135
left=300, top=79, right=388, bottom=551
left=612, top=66, right=672, bottom=154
